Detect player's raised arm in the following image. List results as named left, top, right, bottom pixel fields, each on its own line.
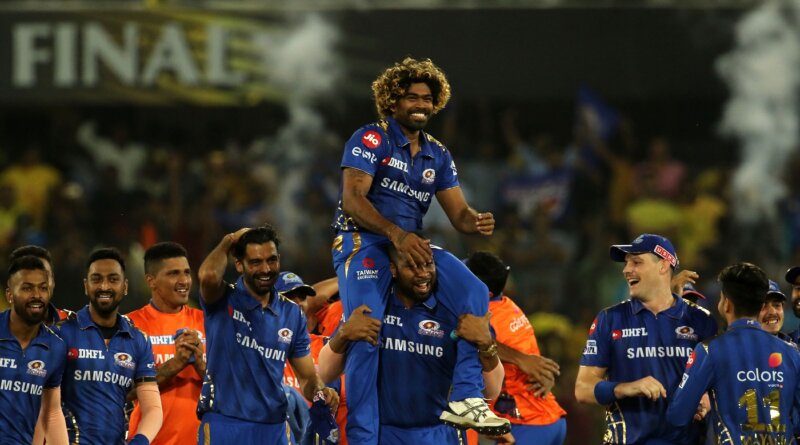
left=436, top=187, right=494, bottom=236
left=198, top=227, right=249, bottom=305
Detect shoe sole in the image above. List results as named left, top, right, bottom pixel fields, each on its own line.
left=439, top=411, right=512, bottom=435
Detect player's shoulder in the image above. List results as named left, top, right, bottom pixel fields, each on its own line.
left=683, top=298, right=713, bottom=318
left=350, top=119, right=390, bottom=141
left=599, top=299, right=633, bottom=317
left=121, top=314, right=150, bottom=341
left=423, top=132, right=449, bottom=153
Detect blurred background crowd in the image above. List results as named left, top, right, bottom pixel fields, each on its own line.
left=0, top=1, right=797, bottom=443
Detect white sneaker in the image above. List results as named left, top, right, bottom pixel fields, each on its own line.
left=439, top=398, right=511, bottom=435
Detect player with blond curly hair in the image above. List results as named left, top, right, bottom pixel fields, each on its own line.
left=331, top=57, right=509, bottom=444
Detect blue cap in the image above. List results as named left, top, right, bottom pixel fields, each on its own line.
left=681, top=283, right=706, bottom=300
left=609, top=234, right=679, bottom=269
left=785, top=267, right=800, bottom=285
left=275, top=272, right=316, bottom=297
left=768, top=280, right=786, bottom=301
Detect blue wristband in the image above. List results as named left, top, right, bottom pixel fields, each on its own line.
left=594, top=380, right=619, bottom=405
left=128, top=434, right=149, bottom=445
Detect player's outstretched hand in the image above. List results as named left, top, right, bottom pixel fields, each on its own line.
left=390, top=229, right=432, bottom=268
left=616, top=376, right=667, bottom=401
left=341, top=305, right=381, bottom=345
left=488, top=432, right=516, bottom=444
left=474, top=211, right=495, bottom=236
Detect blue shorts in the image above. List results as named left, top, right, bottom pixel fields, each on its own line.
left=198, top=413, right=290, bottom=445
left=380, top=423, right=463, bottom=445
left=502, top=418, right=566, bottom=445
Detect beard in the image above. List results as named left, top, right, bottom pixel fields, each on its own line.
left=89, top=292, right=121, bottom=317
left=13, top=299, right=46, bottom=325
left=244, top=272, right=274, bottom=296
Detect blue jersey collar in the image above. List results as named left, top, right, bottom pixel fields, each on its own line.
left=76, top=305, right=132, bottom=335
left=386, top=117, right=436, bottom=159
left=630, top=294, right=686, bottom=319
left=0, top=309, right=54, bottom=348
left=390, top=288, right=438, bottom=311
left=728, top=318, right=761, bottom=330
left=235, top=277, right=281, bottom=315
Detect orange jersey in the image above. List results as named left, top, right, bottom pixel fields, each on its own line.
left=489, top=296, right=566, bottom=425
left=126, top=304, right=206, bottom=445
left=283, top=333, right=348, bottom=445
left=315, top=300, right=343, bottom=337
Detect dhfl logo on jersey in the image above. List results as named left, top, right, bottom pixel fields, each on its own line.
left=362, top=131, right=381, bottom=149
left=611, top=328, right=648, bottom=340
left=769, top=352, right=783, bottom=368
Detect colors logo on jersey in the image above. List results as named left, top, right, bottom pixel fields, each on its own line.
left=278, top=328, right=293, bottom=344
left=675, top=326, right=698, bottom=341
left=362, top=131, right=381, bottom=149
left=114, top=352, right=135, bottom=370
left=26, top=360, right=47, bottom=377
left=686, top=350, right=696, bottom=369
left=418, top=320, right=444, bottom=338
left=769, top=353, right=783, bottom=368
left=421, top=168, right=436, bottom=185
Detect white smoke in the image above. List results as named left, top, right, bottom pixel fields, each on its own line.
left=252, top=14, right=341, bottom=238
left=717, top=0, right=800, bottom=224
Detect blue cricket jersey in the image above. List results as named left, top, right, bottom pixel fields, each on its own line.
left=376, top=290, right=459, bottom=444
left=57, top=306, right=156, bottom=445
left=198, top=277, right=311, bottom=424
left=580, top=296, right=718, bottom=444
left=667, top=318, right=800, bottom=445
left=332, top=116, right=460, bottom=234
left=0, top=310, right=65, bottom=444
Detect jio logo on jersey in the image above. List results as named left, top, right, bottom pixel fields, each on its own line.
left=114, top=352, right=136, bottom=370
left=278, top=328, right=293, bottom=344
left=362, top=131, right=381, bottom=149
left=26, top=360, right=47, bottom=378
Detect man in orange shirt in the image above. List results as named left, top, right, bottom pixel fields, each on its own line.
left=465, top=252, right=566, bottom=445
left=127, top=242, right=205, bottom=445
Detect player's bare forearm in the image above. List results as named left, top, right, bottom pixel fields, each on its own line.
left=575, top=366, right=605, bottom=404
left=436, top=187, right=494, bottom=235
left=341, top=168, right=399, bottom=237
left=198, top=228, right=248, bottom=305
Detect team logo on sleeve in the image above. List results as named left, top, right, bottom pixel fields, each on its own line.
left=769, top=352, right=783, bottom=368
left=362, top=131, right=381, bottom=149
left=418, top=320, right=444, bottom=338
left=26, top=360, right=47, bottom=377
left=114, top=353, right=136, bottom=370
left=278, top=328, right=294, bottom=344
left=421, top=169, right=436, bottom=184
left=450, top=160, right=458, bottom=176
left=675, top=326, right=698, bottom=341
left=583, top=340, right=597, bottom=355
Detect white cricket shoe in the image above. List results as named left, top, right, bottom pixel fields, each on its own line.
left=439, top=398, right=511, bottom=435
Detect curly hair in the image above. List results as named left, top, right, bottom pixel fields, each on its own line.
left=372, top=57, right=451, bottom=118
